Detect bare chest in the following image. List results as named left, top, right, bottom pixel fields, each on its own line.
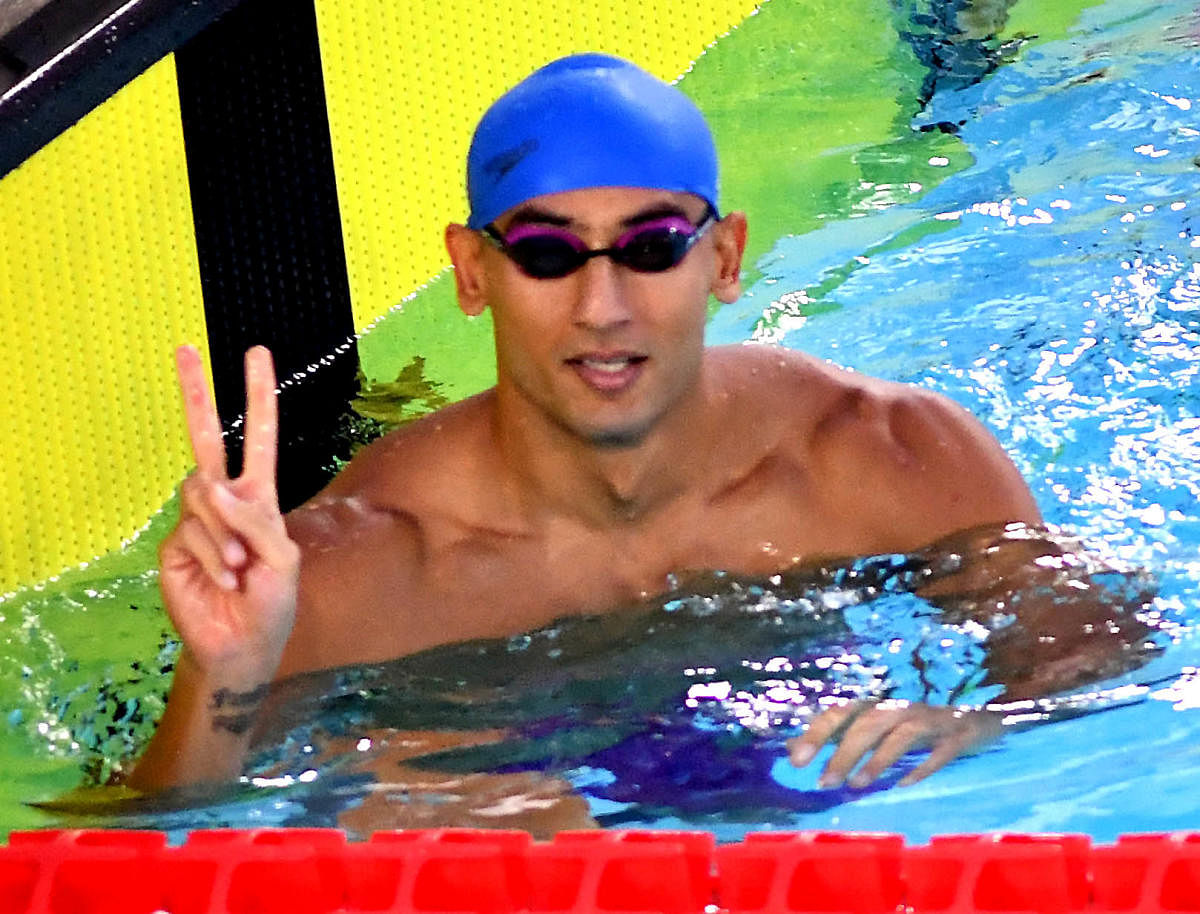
left=294, top=463, right=887, bottom=673
left=406, top=485, right=871, bottom=635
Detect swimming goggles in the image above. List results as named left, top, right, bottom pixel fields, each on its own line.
left=481, top=210, right=717, bottom=279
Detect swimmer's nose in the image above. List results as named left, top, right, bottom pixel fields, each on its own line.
left=573, top=257, right=633, bottom=330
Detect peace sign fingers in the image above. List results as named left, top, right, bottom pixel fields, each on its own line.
left=158, top=344, right=300, bottom=695
left=175, top=344, right=281, bottom=493
left=167, top=342, right=293, bottom=591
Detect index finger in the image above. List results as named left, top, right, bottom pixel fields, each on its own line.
left=240, top=345, right=279, bottom=492
left=175, top=344, right=227, bottom=479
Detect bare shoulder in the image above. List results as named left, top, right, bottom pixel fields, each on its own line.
left=706, top=344, right=841, bottom=419
left=709, top=344, right=897, bottom=431
left=282, top=392, right=494, bottom=557
left=711, top=345, right=1040, bottom=549
left=806, top=359, right=1040, bottom=544
left=274, top=392, right=500, bottom=676
left=318, top=391, right=496, bottom=507
left=282, top=389, right=502, bottom=583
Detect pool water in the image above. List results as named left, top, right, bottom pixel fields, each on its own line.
left=3, top=0, right=1200, bottom=841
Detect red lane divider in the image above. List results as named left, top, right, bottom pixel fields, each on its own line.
left=904, top=834, right=1093, bottom=914
left=528, top=831, right=714, bottom=913
left=716, top=831, right=904, bottom=913
left=4, top=829, right=1200, bottom=913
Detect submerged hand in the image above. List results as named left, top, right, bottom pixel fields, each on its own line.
left=158, top=345, right=300, bottom=676
left=787, top=699, right=1002, bottom=789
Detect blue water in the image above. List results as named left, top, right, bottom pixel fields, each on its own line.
left=699, top=0, right=1200, bottom=839
left=26, top=0, right=1200, bottom=842
left=717, top=0, right=1200, bottom=562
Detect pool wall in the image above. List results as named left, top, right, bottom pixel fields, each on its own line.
left=0, top=0, right=760, bottom=593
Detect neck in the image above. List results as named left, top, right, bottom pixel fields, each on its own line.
left=492, top=370, right=718, bottom=528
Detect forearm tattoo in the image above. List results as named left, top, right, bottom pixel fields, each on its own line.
left=209, top=683, right=271, bottom=735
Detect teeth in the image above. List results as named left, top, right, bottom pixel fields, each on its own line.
left=581, top=358, right=631, bottom=373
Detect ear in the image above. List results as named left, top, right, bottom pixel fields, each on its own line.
left=445, top=223, right=489, bottom=317
left=709, top=211, right=748, bottom=304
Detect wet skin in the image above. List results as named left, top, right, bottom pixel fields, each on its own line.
left=130, top=187, right=1046, bottom=794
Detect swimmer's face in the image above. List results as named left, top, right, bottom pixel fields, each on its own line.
left=447, top=186, right=747, bottom=447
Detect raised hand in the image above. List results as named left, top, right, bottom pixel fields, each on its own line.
left=158, top=345, right=300, bottom=677
left=128, top=346, right=301, bottom=789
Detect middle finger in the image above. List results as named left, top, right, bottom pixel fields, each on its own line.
left=239, top=346, right=279, bottom=495
left=818, top=701, right=911, bottom=787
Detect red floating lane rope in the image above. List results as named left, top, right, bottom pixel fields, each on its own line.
left=2, top=828, right=1200, bottom=913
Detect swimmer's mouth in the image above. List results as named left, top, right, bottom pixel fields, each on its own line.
left=565, top=353, right=648, bottom=373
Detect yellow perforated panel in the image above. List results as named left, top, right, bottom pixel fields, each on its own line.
left=0, top=55, right=207, bottom=592
left=0, top=2, right=758, bottom=592
left=313, top=0, right=762, bottom=331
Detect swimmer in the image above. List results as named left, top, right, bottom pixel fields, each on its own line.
left=130, top=54, right=1111, bottom=793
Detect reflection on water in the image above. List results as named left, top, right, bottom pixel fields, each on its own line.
left=38, top=524, right=1167, bottom=839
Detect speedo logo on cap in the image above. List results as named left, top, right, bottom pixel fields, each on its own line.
left=483, top=139, right=539, bottom=184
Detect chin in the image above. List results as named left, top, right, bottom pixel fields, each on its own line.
left=586, top=426, right=649, bottom=449
left=570, top=412, right=657, bottom=450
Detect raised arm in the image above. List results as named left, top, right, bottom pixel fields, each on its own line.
left=127, top=345, right=300, bottom=790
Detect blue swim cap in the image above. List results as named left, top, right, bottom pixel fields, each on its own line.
left=466, top=54, right=719, bottom=229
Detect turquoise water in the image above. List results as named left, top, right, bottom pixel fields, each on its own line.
left=7, top=0, right=1200, bottom=841
left=277, top=0, right=1200, bottom=841
left=712, top=0, right=1200, bottom=838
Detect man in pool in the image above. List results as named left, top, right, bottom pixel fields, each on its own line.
left=131, top=54, right=1104, bottom=794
